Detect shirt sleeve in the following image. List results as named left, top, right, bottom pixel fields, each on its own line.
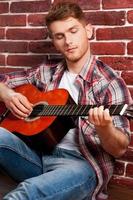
left=0, top=64, right=47, bottom=89
left=105, top=77, right=133, bottom=138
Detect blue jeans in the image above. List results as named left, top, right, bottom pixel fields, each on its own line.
left=0, top=128, right=97, bottom=200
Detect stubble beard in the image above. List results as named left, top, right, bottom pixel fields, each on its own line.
left=64, top=49, right=88, bottom=63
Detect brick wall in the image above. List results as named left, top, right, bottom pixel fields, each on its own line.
left=0, top=0, right=133, bottom=187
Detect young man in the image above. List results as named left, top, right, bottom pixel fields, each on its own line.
left=0, top=2, right=132, bottom=200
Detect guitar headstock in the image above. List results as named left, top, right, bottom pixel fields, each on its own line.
left=124, top=104, right=133, bottom=120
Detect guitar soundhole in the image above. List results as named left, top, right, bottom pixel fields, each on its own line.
left=25, top=101, right=48, bottom=122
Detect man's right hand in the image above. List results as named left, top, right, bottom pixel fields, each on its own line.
left=0, top=83, right=33, bottom=119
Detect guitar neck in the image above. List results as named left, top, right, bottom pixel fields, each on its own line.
left=31, top=104, right=128, bottom=117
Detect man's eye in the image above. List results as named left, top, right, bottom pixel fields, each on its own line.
left=71, top=28, right=78, bottom=33
left=55, top=34, right=64, bottom=40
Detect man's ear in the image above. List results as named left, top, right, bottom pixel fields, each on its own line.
left=85, top=24, right=93, bottom=39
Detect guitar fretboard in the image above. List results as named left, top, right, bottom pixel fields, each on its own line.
left=30, top=104, right=128, bottom=117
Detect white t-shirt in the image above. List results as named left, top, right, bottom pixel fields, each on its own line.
left=57, top=70, right=80, bottom=152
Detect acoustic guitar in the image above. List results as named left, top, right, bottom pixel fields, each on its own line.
left=0, top=84, right=132, bottom=152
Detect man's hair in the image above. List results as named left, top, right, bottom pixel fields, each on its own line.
left=45, top=1, right=86, bottom=28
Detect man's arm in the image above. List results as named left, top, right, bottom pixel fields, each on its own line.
left=88, top=106, right=130, bottom=158
left=0, top=83, right=33, bottom=119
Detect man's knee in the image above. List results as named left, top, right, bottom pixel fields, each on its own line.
left=0, top=128, right=17, bottom=147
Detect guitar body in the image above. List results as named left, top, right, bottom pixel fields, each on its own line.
left=0, top=84, right=75, bottom=152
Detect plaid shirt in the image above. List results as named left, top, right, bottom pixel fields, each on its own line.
left=0, top=56, right=132, bottom=200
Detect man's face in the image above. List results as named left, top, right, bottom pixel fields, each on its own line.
left=49, top=17, right=91, bottom=63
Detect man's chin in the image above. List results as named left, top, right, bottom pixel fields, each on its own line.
left=65, top=55, right=80, bottom=62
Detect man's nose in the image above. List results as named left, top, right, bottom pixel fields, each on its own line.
left=65, top=34, right=72, bottom=45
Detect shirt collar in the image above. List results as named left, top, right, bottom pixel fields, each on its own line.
left=54, top=55, right=101, bottom=83
left=78, top=55, right=101, bottom=83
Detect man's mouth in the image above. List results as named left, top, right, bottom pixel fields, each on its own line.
left=66, top=47, right=77, bottom=53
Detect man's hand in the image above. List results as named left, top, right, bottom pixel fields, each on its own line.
left=88, top=105, right=112, bottom=127
left=0, top=84, right=33, bottom=119
left=5, top=92, right=33, bottom=119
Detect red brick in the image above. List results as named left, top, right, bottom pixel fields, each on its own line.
left=91, top=42, right=125, bottom=55
left=6, top=28, right=48, bottom=40
left=85, top=11, right=125, bottom=25
left=77, top=0, right=100, bottom=10
left=96, top=27, right=133, bottom=40
left=0, top=55, right=5, bottom=66
left=126, top=163, right=133, bottom=178
left=130, top=122, right=133, bottom=133
left=0, top=41, right=28, bottom=53
left=10, top=1, right=51, bottom=13
left=0, top=15, right=26, bottom=26
left=0, top=67, right=23, bottom=74
left=113, top=161, right=125, bottom=176
left=0, top=2, right=9, bottom=14
left=130, top=134, right=133, bottom=147
left=7, top=55, right=46, bottom=67
left=103, top=0, right=133, bottom=9
left=128, top=94, right=133, bottom=132
left=54, top=0, right=100, bottom=10
left=129, top=88, right=133, bottom=98
left=129, top=121, right=133, bottom=133
left=29, top=42, right=58, bottom=53
left=120, top=148, right=133, bottom=162
left=127, top=11, right=133, bottom=24
left=28, top=14, right=46, bottom=26
left=98, top=57, right=133, bottom=71
left=121, top=71, right=133, bottom=85
left=127, top=41, right=133, bottom=55
left=0, top=28, right=5, bottom=39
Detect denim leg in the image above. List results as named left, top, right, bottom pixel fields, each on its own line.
left=0, top=127, right=43, bottom=181
left=3, top=148, right=97, bottom=200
